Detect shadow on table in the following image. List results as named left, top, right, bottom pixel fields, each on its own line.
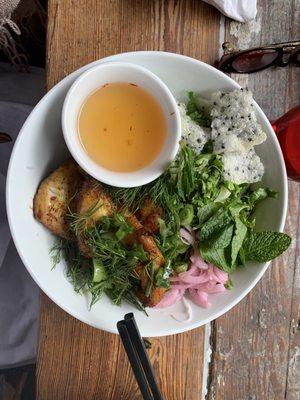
left=0, top=364, right=35, bottom=400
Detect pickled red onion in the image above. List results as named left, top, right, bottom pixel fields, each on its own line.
left=179, top=227, right=195, bottom=246
left=155, top=250, right=228, bottom=309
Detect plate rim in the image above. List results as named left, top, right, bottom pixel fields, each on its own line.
left=6, top=51, right=288, bottom=336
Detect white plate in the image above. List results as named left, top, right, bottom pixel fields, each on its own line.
left=6, top=52, right=288, bottom=337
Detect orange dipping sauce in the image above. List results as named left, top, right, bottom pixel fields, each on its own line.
left=78, top=82, right=167, bottom=172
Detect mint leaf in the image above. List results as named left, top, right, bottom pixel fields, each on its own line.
left=238, top=247, right=246, bottom=266
left=197, top=202, right=221, bottom=225
left=175, top=145, right=197, bottom=200
left=207, top=223, right=234, bottom=249
left=200, top=208, right=231, bottom=241
left=200, top=246, right=232, bottom=272
left=242, top=231, right=291, bottom=262
left=231, top=219, right=247, bottom=266
left=229, top=202, right=248, bottom=218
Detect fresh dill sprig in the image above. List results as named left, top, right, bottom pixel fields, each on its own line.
left=55, top=214, right=147, bottom=312
left=68, top=200, right=103, bottom=236
left=50, top=239, right=64, bottom=269
left=110, top=176, right=166, bottom=212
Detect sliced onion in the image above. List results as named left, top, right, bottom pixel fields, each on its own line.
left=212, top=266, right=228, bottom=284
left=180, top=228, right=195, bottom=246
left=155, top=249, right=228, bottom=309
left=155, top=288, right=184, bottom=308
left=190, top=253, right=208, bottom=269
left=189, top=289, right=211, bottom=308
left=194, top=281, right=226, bottom=294
left=179, top=270, right=210, bottom=284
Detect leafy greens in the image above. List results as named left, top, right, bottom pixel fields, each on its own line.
left=51, top=144, right=291, bottom=311
left=110, top=145, right=290, bottom=273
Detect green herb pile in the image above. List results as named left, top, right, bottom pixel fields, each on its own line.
left=52, top=215, right=149, bottom=311
left=52, top=144, right=291, bottom=311
left=113, top=145, right=291, bottom=273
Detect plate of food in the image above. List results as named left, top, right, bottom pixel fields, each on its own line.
left=6, top=51, right=290, bottom=336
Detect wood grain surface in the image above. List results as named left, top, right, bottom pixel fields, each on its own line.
left=207, top=1, right=300, bottom=399
left=38, top=294, right=205, bottom=400
left=46, top=0, right=220, bottom=89
left=37, top=1, right=220, bottom=399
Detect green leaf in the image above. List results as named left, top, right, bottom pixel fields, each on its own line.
left=93, top=259, right=107, bottom=283
left=186, top=91, right=211, bottom=127
left=238, top=247, right=246, bottom=266
left=158, top=218, right=168, bottom=242
left=242, top=231, right=291, bottom=262
left=245, top=187, right=277, bottom=209
left=180, top=204, right=194, bottom=226
left=162, top=233, right=189, bottom=259
left=176, top=146, right=197, bottom=200
left=174, top=263, right=188, bottom=273
left=200, top=208, right=232, bottom=241
left=197, top=202, right=221, bottom=225
left=229, top=202, right=248, bottom=218
left=145, top=261, right=156, bottom=296
left=156, top=260, right=172, bottom=288
left=200, top=246, right=232, bottom=272
left=214, top=186, right=231, bottom=202
left=225, top=278, right=234, bottom=289
left=131, top=244, right=148, bottom=262
left=114, top=213, right=134, bottom=240
left=204, top=223, right=234, bottom=250
left=231, top=219, right=247, bottom=266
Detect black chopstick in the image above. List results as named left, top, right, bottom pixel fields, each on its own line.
left=117, top=320, right=153, bottom=400
left=117, top=313, right=164, bottom=400
left=124, top=314, right=164, bottom=400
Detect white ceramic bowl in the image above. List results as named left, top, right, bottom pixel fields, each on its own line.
left=6, top=52, right=288, bottom=337
left=62, top=61, right=181, bottom=188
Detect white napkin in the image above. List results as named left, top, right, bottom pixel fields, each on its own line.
left=203, top=0, right=257, bottom=22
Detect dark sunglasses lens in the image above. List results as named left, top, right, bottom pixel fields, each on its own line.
left=232, top=49, right=278, bottom=72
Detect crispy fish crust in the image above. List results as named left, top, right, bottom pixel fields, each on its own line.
left=139, top=198, right=162, bottom=234
left=34, top=164, right=166, bottom=306
left=76, top=177, right=116, bottom=257
left=124, top=212, right=164, bottom=268
left=125, top=212, right=166, bottom=307
left=134, top=262, right=166, bottom=307
left=139, top=198, right=162, bottom=220
left=33, top=160, right=82, bottom=239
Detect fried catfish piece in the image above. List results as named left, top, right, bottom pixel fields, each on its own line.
left=124, top=212, right=166, bottom=307
left=33, top=160, right=82, bottom=239
left=124, top=212, right=164, bottom=268
left=122, top=211, right=143, bottom=246
left=134, top=262, right=166, bottom=307
left=139, top=235, right=164, bottom=268
left=139, top=198, right=162, bottom=220
left=76, top=177, right=116, bottom=258
left=143, top=213, right=161, bottom=234
left=139, top=198, right=162, bottom=234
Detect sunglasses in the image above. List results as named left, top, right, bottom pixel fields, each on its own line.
left=219, top=41, right=300, bottom=73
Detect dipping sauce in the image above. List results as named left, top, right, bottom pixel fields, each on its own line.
left=78, top=82, right=167, bottom=172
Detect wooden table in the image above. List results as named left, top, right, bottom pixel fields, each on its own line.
left=37, top=1, right=300, bottom=399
